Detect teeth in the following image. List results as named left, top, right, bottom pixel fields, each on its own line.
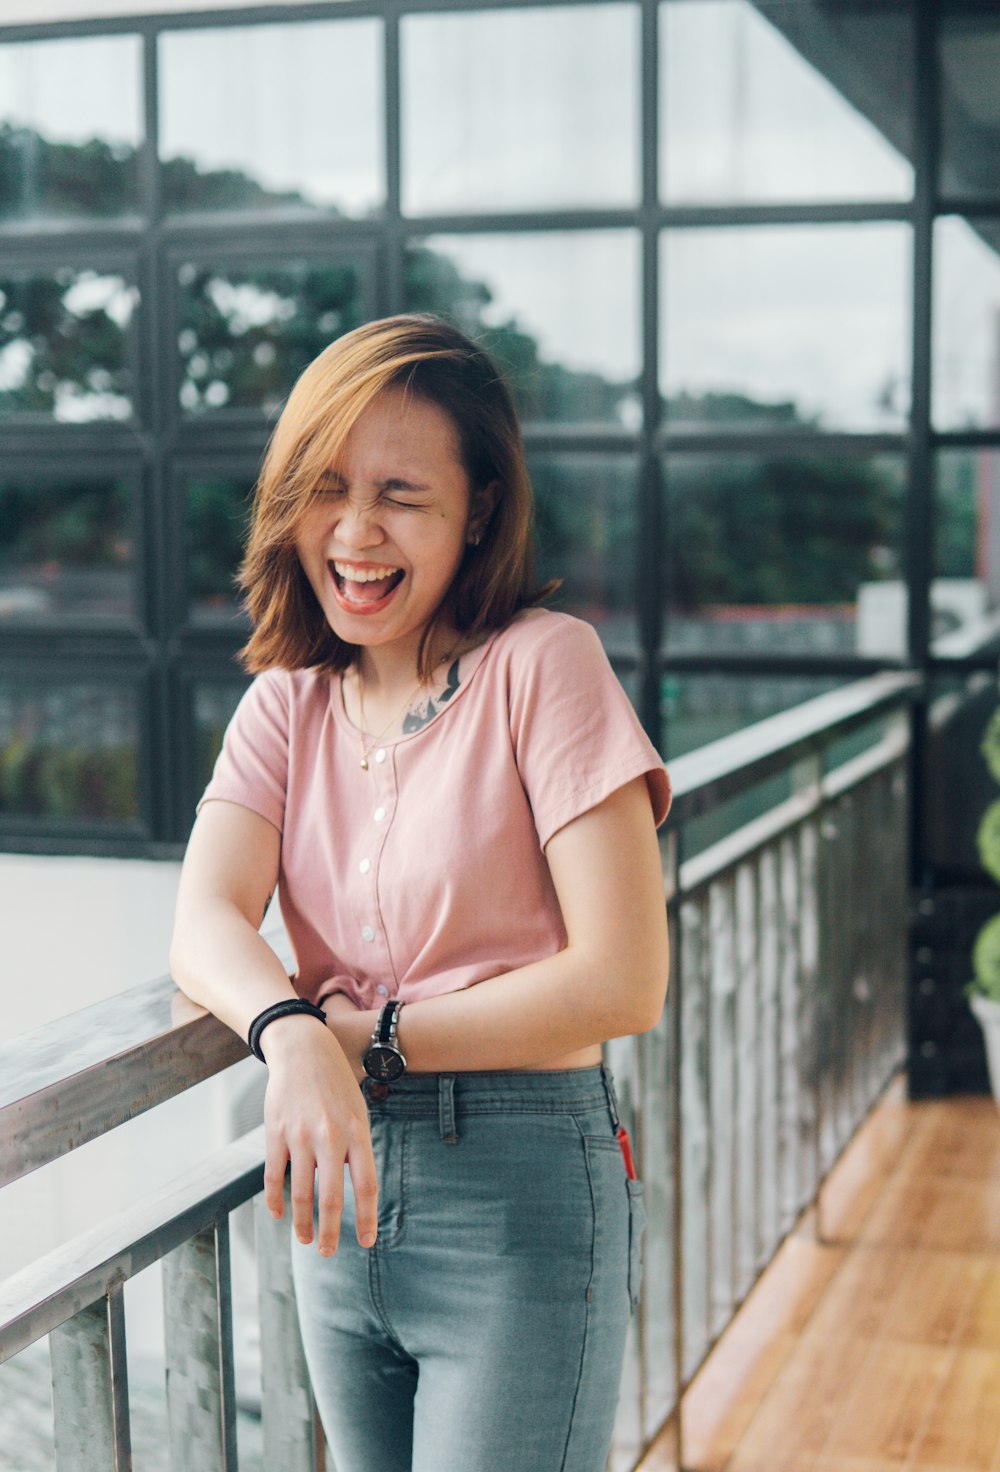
left=333, top=562, right=401, bottom=584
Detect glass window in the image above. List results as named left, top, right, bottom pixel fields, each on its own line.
left=663, top=453, right=906, bottom=658
left=176, top=258, right=368, bottom=417
left=661, top=671, right=841, bottom=757
left=0, top=475, right=134, bottom=623
left=405, top=233, right=641, bottom=428
left=193, top=683, right=246, bottom=797
left=0, top=270, right=137, bottom=422
left=940, top=5, right=1000, bottom=200
left=160, top=21, right=383, bottom=217
left=401, top=5, right=640, bottom=215
left=935, top=450, right=1000, bottom=640
left=0, top=35, right=141, bottom=222
left=660, top=223, right=911, bottom=432
left=530, top=454, right=640, bottom=650
left=661, top=0, right=913, bottom=204
left=933, top=216, right=1000, bottom=432
left=0, top=681, right=140, bottom=824
left=185, top=475, right=253, bottom=626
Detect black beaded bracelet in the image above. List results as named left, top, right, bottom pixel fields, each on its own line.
left=248, top=998, right=328, bottom=1063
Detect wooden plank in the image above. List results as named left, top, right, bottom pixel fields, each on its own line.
left=859, top=1177, right=1000, bottom=1254
left=907, top=1347, right=1000, bottom=1470
left=810, top=1340, right=951, bottom=1465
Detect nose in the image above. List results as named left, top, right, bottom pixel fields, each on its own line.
left=335, top=498, right=385, bottom=551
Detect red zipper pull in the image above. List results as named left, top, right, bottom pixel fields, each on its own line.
left=616, top=1125, right=637, bottom=1181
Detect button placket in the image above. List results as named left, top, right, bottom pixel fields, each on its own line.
left=356, top=752, right=397, bottom=1001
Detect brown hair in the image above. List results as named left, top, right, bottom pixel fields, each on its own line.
left=238, top=314, right=555, bottom=678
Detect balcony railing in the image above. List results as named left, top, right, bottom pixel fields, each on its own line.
left=0, top=669, right=918, bottom=1472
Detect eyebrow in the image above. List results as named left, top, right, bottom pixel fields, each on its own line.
left=315, top=471, right=432, bottom=494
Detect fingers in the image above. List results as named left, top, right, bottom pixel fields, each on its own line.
left=264, top=1136, right=289, bottom=1220
left=289, top=1145, right=318, bottom=1246
left=348, top=1134, right=380, bottom=1249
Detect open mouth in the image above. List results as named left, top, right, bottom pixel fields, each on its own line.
left=330, top=561, right=405, bottom=610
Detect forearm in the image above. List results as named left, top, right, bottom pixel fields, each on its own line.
left=331, top=943, right=667, bottom=1076
left=170, top=896, right=303, bottom=1041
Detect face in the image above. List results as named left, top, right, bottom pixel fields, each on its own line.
left=294, top=386, right=483, bottom=669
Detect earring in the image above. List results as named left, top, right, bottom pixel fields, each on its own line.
left=469, top=529, right=482, bottom=546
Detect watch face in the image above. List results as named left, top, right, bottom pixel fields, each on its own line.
left=364, top=1045, right=405, bottom=1082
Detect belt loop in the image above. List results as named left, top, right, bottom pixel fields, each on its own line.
left=438, top=1074, right=458, bottom=1144
left=601, top=1063, right=622, bottom=1133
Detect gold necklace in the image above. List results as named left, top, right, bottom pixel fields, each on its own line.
left=355, top=652, right=453, bottom=770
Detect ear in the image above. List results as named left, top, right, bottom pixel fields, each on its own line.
left=467, top=478, right=500, bottom=544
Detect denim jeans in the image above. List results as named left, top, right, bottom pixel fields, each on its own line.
left=290, top=1065, right=644, bottom=1472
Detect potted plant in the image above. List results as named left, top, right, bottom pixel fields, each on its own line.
left=968, top=704, right=1000, bottom=1104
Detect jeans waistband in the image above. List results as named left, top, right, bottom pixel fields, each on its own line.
left=361, top=1064, right=621, bottom=1126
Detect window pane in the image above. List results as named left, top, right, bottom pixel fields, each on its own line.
left=530, top=455, right=639, bottom=649
left=935, top=450, right=1000, bottom=639
left=177, top=259, right=367, bottom=417
left=0, top=476, right=134, bottom=622
left=661, top=224, right=911, bottom=432
left=663, top=454, right=905, bottom=658
left=933, top=216, right=1000, bottom=432
left=402, top=5, right=639, bottom=215
left=940, top=5, right=1000, bottom=200
left=0, top=682, right=139, bottom=823
left=405, top=233, right=641, bottom=428
left=186, top=476, right=252, bottom=625
left=193, top=683, right=246, bottom=796
left=0, top=271, right=137, bottom=422
left=160, top=21, right=383, bottom=217
left=0, top=35, right=141, bottom=222
left=661, top=0, right=913, bottom=204
left=662, top=673, right=840, bottom=758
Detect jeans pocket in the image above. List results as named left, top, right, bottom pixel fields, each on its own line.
left=626, top=1179, right=645, bottom=1314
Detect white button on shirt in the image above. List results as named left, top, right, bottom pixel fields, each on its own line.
left=373, top=806, right=386, bottom=822
left=375, top=983, right=389, bottom=998
left=374, top=748, right=387, bottom=764
left=361, top=925, right=375, bottom=942
left=359, top=858, right=371, bottom=874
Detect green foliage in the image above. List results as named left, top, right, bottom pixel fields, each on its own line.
left=972, top=914, right=1000, bottom=1002
left=970, top=680, right=1000, bottom=1001
left=0, top=736, right=137, bottom=822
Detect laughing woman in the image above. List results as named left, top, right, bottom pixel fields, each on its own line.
left=170, top=315, right=671, bottom=1472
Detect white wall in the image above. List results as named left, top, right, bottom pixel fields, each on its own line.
left=2, top=854, right=266, bottom=1375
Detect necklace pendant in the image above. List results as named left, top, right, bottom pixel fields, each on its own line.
left=360, top=756, right=369, bottom=771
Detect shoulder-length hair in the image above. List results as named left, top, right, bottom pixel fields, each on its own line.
left=238, top=314, right=556, bottom=679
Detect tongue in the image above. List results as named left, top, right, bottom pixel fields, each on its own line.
left=346, top=573, right=399, bottom=602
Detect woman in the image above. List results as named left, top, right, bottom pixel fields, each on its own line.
left=170, top=314, right=671, bottom=1472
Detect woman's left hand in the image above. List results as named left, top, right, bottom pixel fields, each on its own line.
left=323, top=993, right=377, bottom=1082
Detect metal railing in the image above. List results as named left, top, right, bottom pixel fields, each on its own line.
left=0, top=670, right=918, bottom=1472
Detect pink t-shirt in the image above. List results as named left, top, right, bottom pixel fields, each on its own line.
left=199, top=608, right=672, bottom=1010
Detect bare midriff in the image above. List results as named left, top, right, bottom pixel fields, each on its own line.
left=520, top=1043, right=604, bottom=1071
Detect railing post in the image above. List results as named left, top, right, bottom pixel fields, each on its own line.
left=162, top=1220, right=238, bottom=1472
left=50, top=1285, right=132, bottom=1472
left=254, top=1191, right=324, bottom=1472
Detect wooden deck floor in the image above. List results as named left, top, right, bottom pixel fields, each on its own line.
left=638, top=1080, right=1000, bottom=1472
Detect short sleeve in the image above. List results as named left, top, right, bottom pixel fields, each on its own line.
left=197, top=669, right=289, bottom=833
left=508, top=614, right=672, bottom=850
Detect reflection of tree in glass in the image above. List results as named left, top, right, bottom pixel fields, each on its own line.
left=404, top=245, right=638, bottom=426
left=936, top=455, right=980, bottom=580
left=0, top=273, right=133, bottom=420
left=0, top=122, right=317, bottom=220
left=531, top=459, right=635, bottom=618
left=0, top=123, right=139, bottom=219
left=178, top=264, right=363, bottom=415
left=669, top=454, right=899, bottom=609
left=0, top=737, right=137, bottom=820
left=665, top=389, right=813, bottom=428
left=0, top=480, right=130, bottom=569
left=188, top=479, right=253, bottom=607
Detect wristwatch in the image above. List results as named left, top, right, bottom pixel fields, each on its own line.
left=362, top=999, right=407, bottom=1082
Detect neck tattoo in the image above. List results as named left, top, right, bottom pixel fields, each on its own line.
left=355, top=651, right=456, bottom=770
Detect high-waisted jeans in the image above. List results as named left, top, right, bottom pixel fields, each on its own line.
left=289, top=1065, right=645, bottom=1472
